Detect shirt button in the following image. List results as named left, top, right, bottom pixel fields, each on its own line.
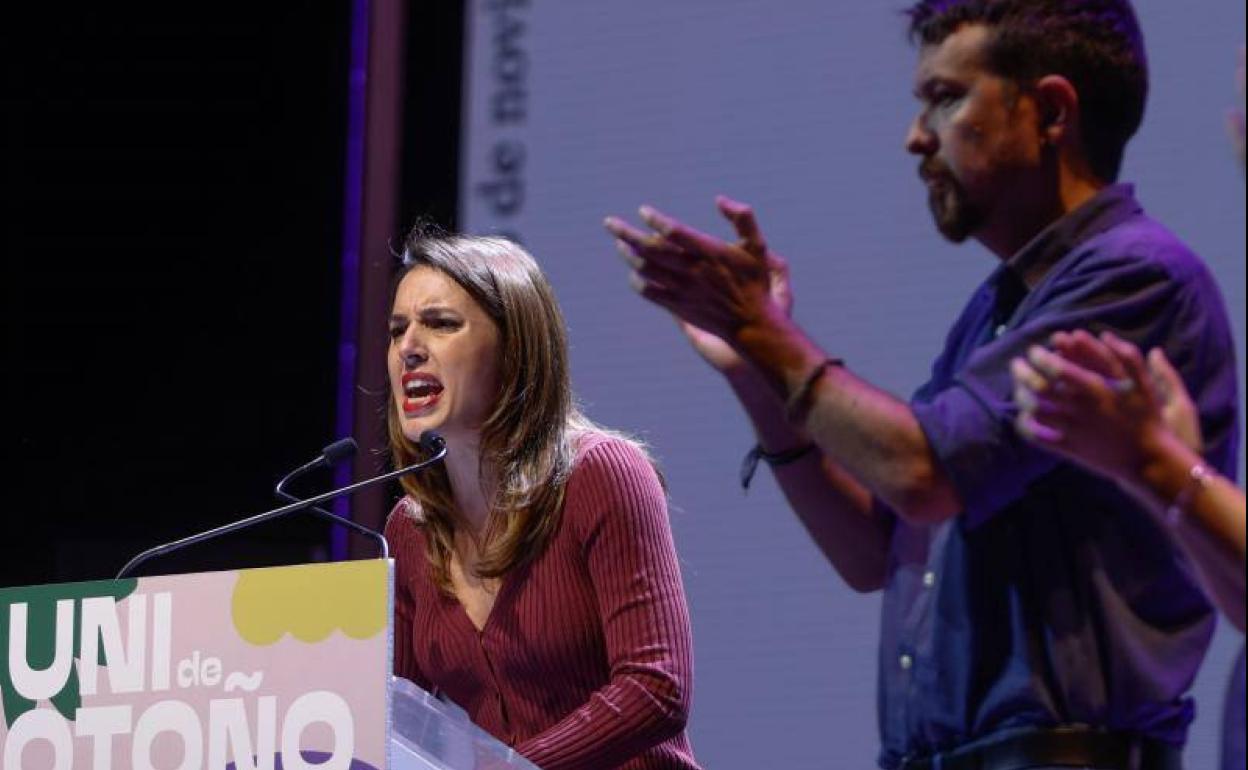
left=899, top=654, right=913, bottom=671
left=994, top=323, right=1008, bottom=338
left=922, top=570, right=936, bottom=588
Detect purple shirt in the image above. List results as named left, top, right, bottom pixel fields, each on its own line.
left=878, top=184, right=1241, bottom=768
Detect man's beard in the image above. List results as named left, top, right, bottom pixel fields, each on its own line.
left=921, top=161, right=984, bottom=243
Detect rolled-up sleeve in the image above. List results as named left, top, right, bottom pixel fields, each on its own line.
left=914, top=244, right=1186, bottom=529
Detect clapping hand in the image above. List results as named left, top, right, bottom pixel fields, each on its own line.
left=604, top=196, right=792, bottom=373
left=1011, top=330, right=1201, bottom=484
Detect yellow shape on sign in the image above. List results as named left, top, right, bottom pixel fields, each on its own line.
left=232, top=559, right=388, bottom=645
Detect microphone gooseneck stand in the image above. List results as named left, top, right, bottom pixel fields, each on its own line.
left=115, top=432, right=446, bottom=579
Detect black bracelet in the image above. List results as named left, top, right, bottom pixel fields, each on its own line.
left=740, top=442, right=817, bottom=491
left=784, top=357, right=845, bottom=423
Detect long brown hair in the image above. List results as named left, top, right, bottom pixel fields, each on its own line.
left=386, top=229, right=602, bottom=591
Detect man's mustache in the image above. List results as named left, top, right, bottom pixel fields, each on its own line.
left=919, top=158, right=952, bottom=182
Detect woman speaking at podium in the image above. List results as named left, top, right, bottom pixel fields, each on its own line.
left=382, top=227, right=702, bottom=770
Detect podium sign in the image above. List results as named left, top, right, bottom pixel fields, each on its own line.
left=0, top=559, right=392, bottom=770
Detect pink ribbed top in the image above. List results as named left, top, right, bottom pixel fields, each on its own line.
left=385, top=433, right=701, bottom=770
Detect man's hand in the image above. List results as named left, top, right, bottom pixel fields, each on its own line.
left=605, top=196, right=792, bottom=373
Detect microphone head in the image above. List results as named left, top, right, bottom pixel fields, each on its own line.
left=321, top=437, right=359, bottom=466
left=418, top=431, right=446, bottom=455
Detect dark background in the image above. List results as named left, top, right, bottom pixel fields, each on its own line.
left=3, top=1, right=463, bottom=587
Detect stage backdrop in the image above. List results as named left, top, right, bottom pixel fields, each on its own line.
left=459, top=2, right=1246, bottom=767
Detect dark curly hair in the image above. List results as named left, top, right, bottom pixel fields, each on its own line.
left=907, top=0, right=1148, bottom=181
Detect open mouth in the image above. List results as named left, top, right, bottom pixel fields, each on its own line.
left=400, top=372, right=444, bottom=415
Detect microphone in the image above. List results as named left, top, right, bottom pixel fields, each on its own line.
left=116, top=431, right=448, bottom=579
left=275, top=437, right=359, bottom=497
left=419, top=431, right=446, bottom=455
left=274, top=437, right=391, bottom=560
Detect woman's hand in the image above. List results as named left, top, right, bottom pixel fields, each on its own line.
left=1010, top=329, right=1201, bottom=485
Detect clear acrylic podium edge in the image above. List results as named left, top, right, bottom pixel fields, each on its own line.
left=390, top=675, right=541, bottom=770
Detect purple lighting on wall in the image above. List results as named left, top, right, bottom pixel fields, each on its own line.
left=332, top=0, right=371, bottom=561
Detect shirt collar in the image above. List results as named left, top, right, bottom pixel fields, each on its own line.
left=1003, top=183, right=1143, bottom=290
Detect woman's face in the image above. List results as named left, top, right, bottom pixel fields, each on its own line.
left=388, top=266, right=502, bottom=447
